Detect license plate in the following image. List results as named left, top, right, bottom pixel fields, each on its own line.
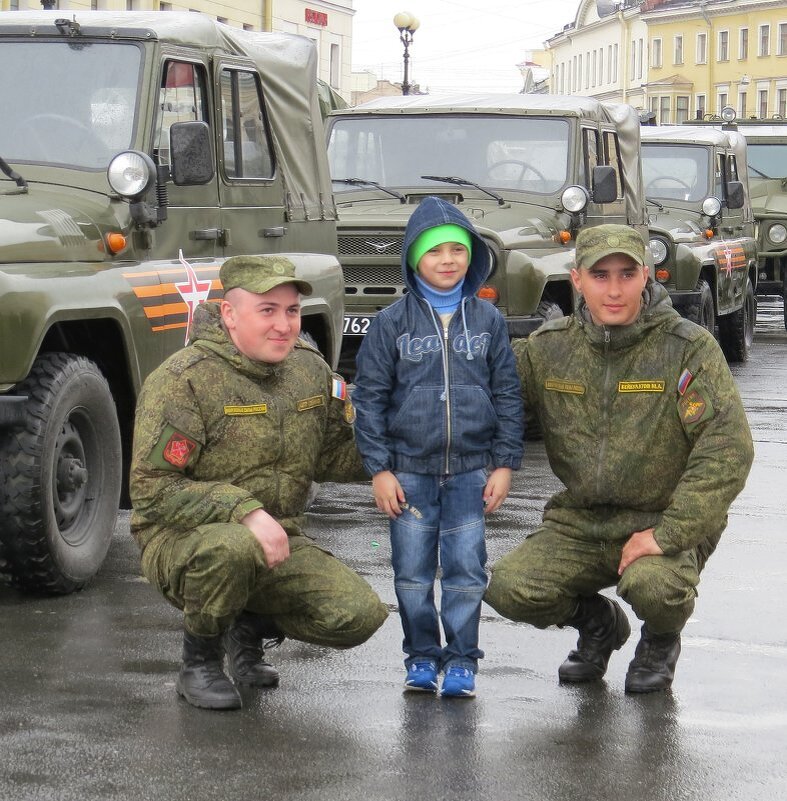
left=343, top=315, right=375, bottom=335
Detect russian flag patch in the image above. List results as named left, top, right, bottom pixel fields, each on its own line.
left=331, top=377, right=347, bottom=400
left=677, top=369, right=693, bottom=396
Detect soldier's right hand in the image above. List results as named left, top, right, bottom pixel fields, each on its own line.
left=241, top=508, right=291, bottom=568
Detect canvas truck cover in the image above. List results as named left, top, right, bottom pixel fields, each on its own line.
left=346, top=93, right=647, bottom=227
left=0, top=11, right=336, bottom=223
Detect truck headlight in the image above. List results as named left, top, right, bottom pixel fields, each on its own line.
left=560, top=185, right=589, bottom=214
left=649, top=237, right=669, bottom=266
left=701, top=196, right=722, bottom=217
left=107, top=151, right=157, bottom=200
left=767, top=223, right=787, bottom=245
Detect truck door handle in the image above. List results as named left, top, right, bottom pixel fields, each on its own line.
left=261, top=226, right=287, bottom=237
left=191, top=228, right=229, bottom=245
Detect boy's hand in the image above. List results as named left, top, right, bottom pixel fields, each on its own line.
left=372, top=471, right=405, bottom=519
left=483, top=467, right=512, bottom=515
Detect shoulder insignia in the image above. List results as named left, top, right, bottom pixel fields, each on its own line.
left=677, top=369, right=693, bottom=396
left=150, top=423, right=201, bottom=471
left=678, top=385, right=715, bottom=431
left=163, top=431, right=197, bottom=468
left=344, top=399, right=356, bottom=424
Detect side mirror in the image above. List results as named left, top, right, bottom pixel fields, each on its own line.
left=170, top=121, right=214, bottom=186
left=726, top=180, right=744, bottom=209
left=591, top=165, right=618, bottom=204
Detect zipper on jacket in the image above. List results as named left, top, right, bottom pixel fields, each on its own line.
left=595, top=328, right=612, bottom=496
left=442, top=320, right=452, bottom=474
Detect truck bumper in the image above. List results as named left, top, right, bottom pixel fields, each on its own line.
left=0, top=395, right=27, bottom=428
left=507, top=316, right=551, bottom=337
left=667, top=289, right=701, bottom=314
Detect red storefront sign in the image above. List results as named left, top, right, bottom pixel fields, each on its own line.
left=305, top=8, right=328, bottom=26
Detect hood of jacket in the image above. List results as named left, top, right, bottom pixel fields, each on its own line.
left=401, top=195, right=490, bottom=299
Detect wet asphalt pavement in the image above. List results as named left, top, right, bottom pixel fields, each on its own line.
left=1, top=300, right=785, bottom=801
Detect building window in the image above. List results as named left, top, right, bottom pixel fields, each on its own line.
left=652, top=38, right=663, bottom=69
left=243, top=23, right=253, bottom=31
left=739, top=28, right=748, bottom=60
left=696, top=33, right=707, bottom=64
left=578, top=54, right=582, bottom=92
left=696, top=94, right=706, bottom=120
left=592, top=50, right=597, bottom=88
left=778, top=88, right=787, bottom=117
left=759, top=24, right=770, bottom=57
left=739, top=91, right=747, bottom=117
left=779, top=23, right=787, bottom=56
left=718, top=92, right=728, bottom=114
left=613, top=44, right=618, bottom=83
left=676, top=95, right=689, bottom=123
left=637, top=39, right=643, bottom=79
left=658, top=96, right=669, bottom=124
left=650, top=96, right=658, bottom=115
left=759, top=89, right=768, bottom=117
left=674, top=35, right=683, bottom=65
left=330, top=43, right=340, bottom=89
left=586, top=51, right=591, bottom=89
left=718, top=30, right=729, bottom=62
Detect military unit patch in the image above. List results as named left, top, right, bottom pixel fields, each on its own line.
left=162, top=431, right=197, bottom=468
left=344, top=399, right=356, bottom=424
left=678, top=384, right=715, bottom=432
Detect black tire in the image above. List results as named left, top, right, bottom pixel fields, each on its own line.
left=0, top=353, right=122, bottom=594
left=685, top=278, right=715, bottom=335
left=783, top=280, right=787, bottom=332
left=718, top=277, right=756, bottom=363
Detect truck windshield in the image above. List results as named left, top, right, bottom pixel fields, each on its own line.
left=327, top=115, right=569, bottom=195
left=641, top=143, right=710, bottom=202
left=746, top=143, right=787, bottom=180
left=0, top=41, right=140, bottom=170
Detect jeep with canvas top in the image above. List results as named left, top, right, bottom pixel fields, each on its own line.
left=323, top=93, right=649, bottom=375
left=0, top=11, right=343, bottom=593
left=640, top=124, right=757, bottom=361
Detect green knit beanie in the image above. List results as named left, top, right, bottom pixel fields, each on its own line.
left=407, top=224, right=473, bottom=271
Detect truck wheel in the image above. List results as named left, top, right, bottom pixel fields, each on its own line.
left=783, top=280, right=787, bottom=332
left=718, top=277, right=756, bottom=362
left=0, top=353, right=121, bottom=594
left=685, top=278, right=715, bottom=334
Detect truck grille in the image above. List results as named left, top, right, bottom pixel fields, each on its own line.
left=342, top=265, right=405, bottom=295
left=339, top=234, right=404, bottom=257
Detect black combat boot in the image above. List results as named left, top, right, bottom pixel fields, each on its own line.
left=223, top=611, right=281, bottom=688
left=176, top=631, right=242, bottom=710
left=624, top=625, right=681, bottom=694
left=558, top=594, right=631, bottom=683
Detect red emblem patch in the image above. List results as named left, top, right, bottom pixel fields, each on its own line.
left=162, top=433, right=197, bottom=468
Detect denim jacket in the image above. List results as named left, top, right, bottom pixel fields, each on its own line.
left=353, top=196, right=524, bottom=477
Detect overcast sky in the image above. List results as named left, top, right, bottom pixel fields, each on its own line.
left=351, top=0, right=581, bottom=94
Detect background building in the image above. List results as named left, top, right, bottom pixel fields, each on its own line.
left=1, top=0, right=356, bottom=102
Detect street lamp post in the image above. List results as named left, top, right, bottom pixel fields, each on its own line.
left=393, top=12, right=419, bottom=96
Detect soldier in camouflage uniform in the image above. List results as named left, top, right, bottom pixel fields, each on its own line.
left=485, top=225, right=754, bottom=693
left=130, top=255, right=388, bottom=710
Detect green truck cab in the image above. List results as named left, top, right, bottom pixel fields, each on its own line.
left=0, top=11, right=344, bottom=594
left=324, top=94, right=649, bottom=375
left=641, top=124, right=758, bottom=361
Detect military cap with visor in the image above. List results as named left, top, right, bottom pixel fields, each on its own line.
left=220, top=254, right=312, bottom=296
left=575, top=224, right=647, bottom=270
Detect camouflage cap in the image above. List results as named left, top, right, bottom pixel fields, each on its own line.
left=220, top=255, right=312, bottom=296
left=575, top=224, right=646, bottom=270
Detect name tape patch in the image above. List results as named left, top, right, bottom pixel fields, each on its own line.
left=224, top=404, right=267, bottom=416
left=618, top=380, right=665, bottom=393
left=297, top=395, right=325, bottom=412
left=545, top=379, right=585, bottom=395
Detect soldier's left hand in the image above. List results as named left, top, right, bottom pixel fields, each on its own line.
left=618, top=528, right=663, bottom=575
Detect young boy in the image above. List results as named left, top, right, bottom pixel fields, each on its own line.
left=353, top=196, right=524, bottom=697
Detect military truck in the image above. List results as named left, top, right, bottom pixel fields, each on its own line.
left=0, top=11, right=344, bottom=594
left=640, top=125, right=757, bottom=361
left=323, top=94, right=649, bottom=375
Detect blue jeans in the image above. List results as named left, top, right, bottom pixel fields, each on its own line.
left=389, top=469, right=487, bottom=673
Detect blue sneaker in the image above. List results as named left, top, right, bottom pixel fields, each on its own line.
left=404, top=661, right=438, bottom=692
left=441, top=666, right=476, bottom=698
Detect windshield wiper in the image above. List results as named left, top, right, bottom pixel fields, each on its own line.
left=421, top=175, right=505, bottom=206
left=646, top=197, right=664, bottom=210
left=0, top=155, right=28, bottom=195
left=333, top=177, right=405, bottom=203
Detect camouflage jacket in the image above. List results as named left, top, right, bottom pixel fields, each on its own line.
left=130, top=302, right=363, bottom=549
left=514, top=282, right=754, bottom=559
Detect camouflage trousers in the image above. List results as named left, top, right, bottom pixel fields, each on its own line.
left=140, top=523, right=388, bottom=645
left=485, top=518, right=700, bottom=636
